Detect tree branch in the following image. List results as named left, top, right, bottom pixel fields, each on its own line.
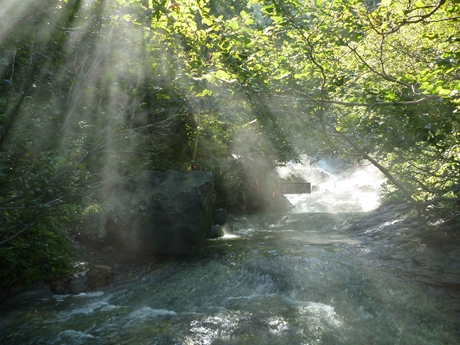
left=280, top=90, right=427, bottom=108
left=0, top=223, right=34, bottom=246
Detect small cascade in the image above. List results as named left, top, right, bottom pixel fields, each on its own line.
left=275, top=155, right=386, bottom=213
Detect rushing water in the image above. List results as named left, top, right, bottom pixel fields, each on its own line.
left=1, top=161, right=459, bottom=344
left=1, top=210, right=459, bottom=345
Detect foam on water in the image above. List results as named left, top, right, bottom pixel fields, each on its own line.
left=69, top=301, right=112, bottom=315
left=52, top=330, right=95, bottom=345
left=125, top=307, right=177, bottom=323
left=73, top=291, right=105, bottom=298
left=283, top=297, right=343, bottom=327
left=53, top=291, right=104, bottom=302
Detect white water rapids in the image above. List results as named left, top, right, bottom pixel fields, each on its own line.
left=277, top=156, right=386, bottom=213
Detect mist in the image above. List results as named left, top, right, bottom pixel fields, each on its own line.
left=275, top=155, right=387, bottom=213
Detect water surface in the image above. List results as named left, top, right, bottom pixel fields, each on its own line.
left=1, top=211, right=458, bottom=344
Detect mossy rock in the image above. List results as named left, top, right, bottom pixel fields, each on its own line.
left=86, top=265, right=114, bottom=288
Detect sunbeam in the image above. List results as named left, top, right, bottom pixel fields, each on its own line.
left=1, top=1, right=459, bottom=344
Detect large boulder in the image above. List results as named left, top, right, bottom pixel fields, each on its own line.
left=106, top=170, right=214, bottom=257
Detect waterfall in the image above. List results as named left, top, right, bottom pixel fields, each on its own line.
left=275, top=155, right=386, bottom=213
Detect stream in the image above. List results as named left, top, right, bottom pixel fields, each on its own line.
left=1, top=157, right=460, bottom=344
left=1, top=203, right=459, bottom=344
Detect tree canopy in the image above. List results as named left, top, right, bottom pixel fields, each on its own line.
left=1, top=0, right=459, bottom=288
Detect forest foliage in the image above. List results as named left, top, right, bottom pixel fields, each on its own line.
left=0, top=0, right=459, bottom=288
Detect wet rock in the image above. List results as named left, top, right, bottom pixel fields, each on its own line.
left=69, top=275, right=89, bottom=294
left=213, top=208, right=233, bottom=233
left=86, top=265, right=114, bottom=288
left=50, top=271, right=90, bottom=295
left=50, top=280, right=69, bottom=295
left=209, top=225, right=224, bottom=238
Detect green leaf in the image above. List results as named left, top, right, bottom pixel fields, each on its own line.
left=196, top=89, right=213, bottom=97
left=202, top=17, right=213, bottom=26
left=228, top=20, right=239, bottom=30
left=215, top=70, right=234, bottom=82
left=244, top=18, right=255, bottom=25
left=438, top=89, right=452, bottom=97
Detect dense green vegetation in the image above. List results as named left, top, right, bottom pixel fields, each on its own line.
left=1, top=0, right=459, bottom=289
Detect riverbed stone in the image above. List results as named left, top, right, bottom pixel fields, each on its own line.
left=86, top=265, right=114, bottom=288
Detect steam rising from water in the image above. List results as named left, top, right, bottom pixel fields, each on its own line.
left=276, top=155, right=386, bottom=213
